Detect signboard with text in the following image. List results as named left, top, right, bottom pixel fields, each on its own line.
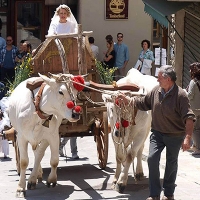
left=105, top=0, right=128, bottom=20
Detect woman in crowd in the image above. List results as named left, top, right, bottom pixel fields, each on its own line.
left=47, top=4, right=78, bottom=35
left=187, top=62, right=200, bottom=155
left=135, top=39, right=154, bottom=75
left=103, top=38, right=115, bottom=69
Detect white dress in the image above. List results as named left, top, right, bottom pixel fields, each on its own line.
left=48, top=21, right=77, bottom=35
left=0, top=117, right=10, bottom=157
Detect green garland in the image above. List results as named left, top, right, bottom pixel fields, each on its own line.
left=95, top=60, right=117, bottom=84
left=7, top=53, right=33, bottom=96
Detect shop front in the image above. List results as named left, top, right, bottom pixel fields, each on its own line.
left=0, top=0, right=78, bottom=49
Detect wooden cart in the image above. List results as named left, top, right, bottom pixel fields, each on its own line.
left=11, top=25, right=109, bottom=172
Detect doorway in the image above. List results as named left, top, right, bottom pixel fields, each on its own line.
left=16, top=1, right=43, bottom=50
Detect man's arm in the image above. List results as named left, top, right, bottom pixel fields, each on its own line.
left=182, top=118, right=194, bottom=151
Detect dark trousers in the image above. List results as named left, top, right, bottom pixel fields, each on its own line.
left=148, top=130, right=184, bottom=197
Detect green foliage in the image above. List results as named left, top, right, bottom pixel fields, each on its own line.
left=6, top=53, right=33, bottom=96
left=95, top=60, right=117, bottom=84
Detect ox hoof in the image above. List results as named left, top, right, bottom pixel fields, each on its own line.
left=115, top=183, right=125, bottom=193
left=27, top=182, right=36, bottom=190
left=46, top=181, right=57, bottom=188
left=135, top=172, right=144, bottom=181
left=37, top=177, right=43, bottom=183
left=111, top=182, right=116, bottom=190
left=16, top=190, right=26, bottom=198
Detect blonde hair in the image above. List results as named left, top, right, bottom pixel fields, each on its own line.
left=56, top=5, right=71, bottom=17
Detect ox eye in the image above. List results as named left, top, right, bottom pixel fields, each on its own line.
left=59, top=91, right=64, bottom=95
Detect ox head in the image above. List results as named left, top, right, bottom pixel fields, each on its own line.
left=39, top=73, right=85, bottom=122
left=102, top=92, right=139, bottom=140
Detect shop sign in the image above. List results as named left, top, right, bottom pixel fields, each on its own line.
left=105, top=0, right=128, bottom=20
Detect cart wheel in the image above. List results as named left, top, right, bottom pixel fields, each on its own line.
left=13, top=139, right=20, bottom=175
left=94, top=111, right=109, bottom=169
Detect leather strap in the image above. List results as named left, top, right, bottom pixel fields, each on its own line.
left=34, top=83, right=48, bottom=119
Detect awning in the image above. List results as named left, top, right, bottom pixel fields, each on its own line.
left=142, top=0, right=191, bottom=27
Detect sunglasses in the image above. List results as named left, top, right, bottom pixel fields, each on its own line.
left=118, top=36, right=123, bottom=38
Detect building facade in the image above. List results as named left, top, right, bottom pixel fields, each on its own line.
left=0, top=0, right=152, bottom=74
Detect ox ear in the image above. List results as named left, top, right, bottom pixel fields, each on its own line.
left=38, top=73, right=56, bottom=86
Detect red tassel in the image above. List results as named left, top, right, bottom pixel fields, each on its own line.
left=121, top=119, right=129, bottom=128
left=66, top=101, right=74, bottom=109
left=115, top=122, right=120, bottom=129
left=74, top=105, right=81, bottom=113
left=72, top=76, right=85, bottom=91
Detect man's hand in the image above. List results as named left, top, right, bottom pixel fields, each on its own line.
left=116, top=93, right=130, bottom=105
left=182, top=135, right=191, bottom=151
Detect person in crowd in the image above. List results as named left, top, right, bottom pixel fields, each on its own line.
left=187, top=62, right=200, bottom=155
left=15, top=40, right=31, bottom=65
left=135, top=39, right=155, bottom=75
left=0, top=36, right=18, bottom=85
left=105, top=34, right=113, bottom=42
left=114, top=32, right=129, bottom=81
left=103, top=38, right=115, bottom=69
left=0, top=36, right=6, bottom=49
left=116, top=65, right=195, bottom=200
left=47, top=4, right=78, bottom=35
left=0, top=36, right=6, bottom=81
left=0, top=110, right=10, bottom=159
left=48, top=4, right=79, bottom=159
left=88, top=36, right=99, bottom=59
left=59, top=137, right=79, bottom=159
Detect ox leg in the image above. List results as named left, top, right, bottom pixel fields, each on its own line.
left=46, top=137, right=59, bottom=187
left=115, top=149, right=135, bottom=193
left=111, top=158, right=121, bottom=190
left=28, top=140, right=48, bottom=190
left=16, top=139, right=29, bottom=198
left=135, top=144, right=145, bottom=180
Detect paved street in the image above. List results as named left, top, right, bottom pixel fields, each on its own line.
left=0, top=133, right=200, bottom=200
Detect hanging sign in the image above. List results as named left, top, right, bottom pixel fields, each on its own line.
left=105, top=0, right=128, bottom=20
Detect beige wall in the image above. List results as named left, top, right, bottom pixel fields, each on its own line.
left=78, top=0, right=152, bottom=74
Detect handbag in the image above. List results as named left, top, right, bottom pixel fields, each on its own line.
left=134, top=60, right=142, bottom=71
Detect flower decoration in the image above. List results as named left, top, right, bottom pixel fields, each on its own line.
left=95, top=60, right=117, bottom=84
left=72, top=76, right=85, bottom=91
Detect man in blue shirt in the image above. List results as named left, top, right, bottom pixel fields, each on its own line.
left=0, top=36, right=18, bottom=84
left=114, top=33, right=129, bottom=81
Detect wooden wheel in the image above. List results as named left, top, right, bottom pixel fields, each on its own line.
left=94, top=111, right=109, bottom=169
left=13, top=139, right=20, bottom=175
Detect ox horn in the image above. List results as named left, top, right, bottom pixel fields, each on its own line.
left=48, top=72, right=66, bottom=82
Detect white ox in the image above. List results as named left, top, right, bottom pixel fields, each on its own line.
left=8, top=73, right=83, bottom=197
left=102, top=68, right=158, bottom=193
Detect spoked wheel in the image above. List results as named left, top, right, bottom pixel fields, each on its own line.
left=94, top=111, right=109, bottom=169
